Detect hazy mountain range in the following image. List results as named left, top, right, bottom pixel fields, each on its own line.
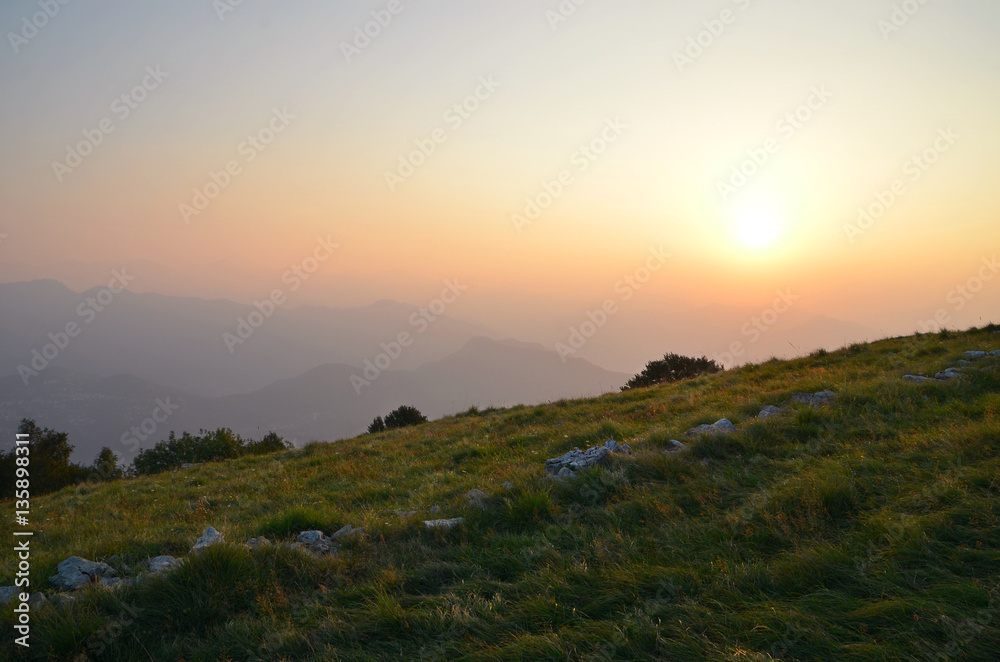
left=0, top=278, right=877, bottom=462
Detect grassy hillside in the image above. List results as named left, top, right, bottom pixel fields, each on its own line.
left=2, top=329, right=999, bottom=661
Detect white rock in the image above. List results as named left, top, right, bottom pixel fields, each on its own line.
left=244, top=537, right=273, bottom=550
left=466, top=489, right=489, bottom=509
left=0, top=586, right=18, bottom=605
left=903, top=375, right=939, bottom=384
left=149, top=555, right=183, bottom=573
left=935, top=368, right=961, bottom=380
left=192, top=527, right=224, bottom=552
left=663, top=440, right=688, bottom=454
left=963, top=351, right=987, bottom=360
left=49, top=557, right=115, bottom=591
left=758, top=406, right=782, bottom=419
left=331, top=524, right=363, bottom=540
left=685, top=419, right=736, bottom=438
left=423, top=517, right=465, bottom=530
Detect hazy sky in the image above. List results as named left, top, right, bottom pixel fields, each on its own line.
left=2, top=0, right=999, bottom=334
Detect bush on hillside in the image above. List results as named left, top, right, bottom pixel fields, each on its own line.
left=622, top=353, right=722, bottom=390
left=131, top=428, right=291, bottom=476
left=368, top=406, right=428, bottom=434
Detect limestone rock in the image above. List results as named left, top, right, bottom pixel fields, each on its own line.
left=685, top=418, right=736, bottom=438
left=244, top=537, right=273, bottom=551
left=331, top=524, right=363, bottom=541
left=758, top=405, right=782, bottom=419
left=49, top=557, right=115, bottom=591
left=466, top=489, right=489, bottom=509
left=149, top=555, right=183, bottom=573
left=424, top=518, right=465, bottom=530
left=935, top=368, right=961, bottom=380
left=903, top=375, right=939, bottom=384
left=192, top=527, right=224, bottom=552
left=662, top=440, right=688, bottom=454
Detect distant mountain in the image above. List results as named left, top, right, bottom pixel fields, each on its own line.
left=0, top=279, right=496, bottom=397
left=0, top=338, right=629, bottom=462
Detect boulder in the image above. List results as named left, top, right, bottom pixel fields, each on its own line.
left=331, top=524, right=363, bottom=541
left=0, top=586, right=18, bottom=605
left=963, top=351, right=987, bottom=360
left=792, top=391, right=837, bottom=407
left=244, top=537, right=273, bottom=551
left=466, top=489, right=489, bottom=509
left=935, top=368, right=961, bottom=380
left=49, top=556, right=115, bottom=591
left=149, top=555, right=183, bottom=573
left=662, top=440, right=688, bottom=454
left=991, top=350, right=1000, bottom=357
left=424, top=518, right=465, bottom=530
left=297, top=530, right=332, bottom=555
left=28, top=592, right=48, bottom=608
left=685, top=419, right=736, bottom=438
left=903, top=375, right=939, bottom=384
left=758, top=406, right=782, bottom=419
left=192, top=527, right=224, bottom=552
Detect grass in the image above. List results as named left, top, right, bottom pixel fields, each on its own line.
left=1, top=328, right=999, bottom=660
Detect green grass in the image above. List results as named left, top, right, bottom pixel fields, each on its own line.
left=2, top=328, right=999, bottom=660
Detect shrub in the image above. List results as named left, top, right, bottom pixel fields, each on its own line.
left=131, top=428, right=289, bottom=476
left=371, top=406, right=428, bottom=431
left=622, top=353, right=722, bottom=390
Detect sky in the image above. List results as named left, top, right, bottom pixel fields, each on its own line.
left=2, top=0, right=999, bottom=350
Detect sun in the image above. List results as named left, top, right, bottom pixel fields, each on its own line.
left=736, top=208, right=780, bottom=249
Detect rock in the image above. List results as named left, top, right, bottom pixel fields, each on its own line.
left=99, top=576, right=122, bottom=589
left=903, top=375, right=939, bottom=384
left=556, top=467, right=579, bottom=480
left=424, top=518, right=465, bottom=530
left=149, top=555, right=183, bottom=573
left=392, top=509, right=418, bottom=518
left=685, top=418, right=736, bottom=438
left=991, top=350, right=1000, bottom=357
left=180, top=463, right=204, bottom=469
left=49, top=557, right=115, bottom=591
left=244, top=537, right=273, bottom=551
left=602, top=439, right=632, bottom=454
left=792, top=391, right=837, bottom=407
left=662, top=440, right=688, bottom=454
left=545, top=441, right=622, bottom=476
left=192, top=527, right=224, bottom=552
left=331, top=524, right=363, bottom=541
left=429, top=505, right=442, bottom=515
left=28, top=592, right=48, bottom=608
left=963, top=351, right=987, bottom=360
left=758, top=406, right=782, bottom=419
left=502, top=482, right=515, bottom=490
left=297, top=530, right=332, bottom=555
left=0, top=586, right=18, bottom=605
left=466, top=489, right=489, bottom=509
left=935, top=368, right=961, bottom=380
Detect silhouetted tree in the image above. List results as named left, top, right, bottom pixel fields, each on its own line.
left=622, top=353, right=722, bottom=390
left=383, top=406, right=428, bottom=430
left=367, top=416, right=386, bottom=434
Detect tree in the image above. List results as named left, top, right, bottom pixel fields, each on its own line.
left=367, top=416, right=386, bottom=434
left=89, top=447, right=123, bottom=482
left=622, top=353, right=722, bottom=390
left=382, top=406, right=428, bottom=430
left=0, top=419, right=86, bottom=498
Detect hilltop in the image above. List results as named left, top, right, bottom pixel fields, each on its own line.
left=1, top=328, right=999, bottom=661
